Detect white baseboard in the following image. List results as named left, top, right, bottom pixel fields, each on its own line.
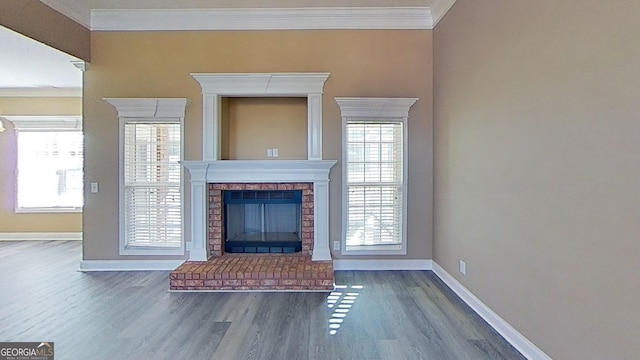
left=333, top=259, right=432, bottom=271
left=79, top=259, right=185, bottom=272
left=0, top=232, right=82, bottom=241
left=431, top=262, right=552, bottom=360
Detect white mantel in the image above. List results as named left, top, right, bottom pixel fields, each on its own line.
left=182, top=160, right=336, bottom=262
left=184, top=72, right=336, bottom=262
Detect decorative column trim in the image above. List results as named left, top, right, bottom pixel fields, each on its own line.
left=307, top=94, right=323, bottom=160
left=183, top=163, right=209, bottom=261
left=312, top=180, right=331, bottom=261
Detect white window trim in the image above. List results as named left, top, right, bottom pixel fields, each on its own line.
left=4, top=116, right=83, bottom=214
left=104, top=98, right=189, bottom=256
left=335, top=97, right=417, bottom=256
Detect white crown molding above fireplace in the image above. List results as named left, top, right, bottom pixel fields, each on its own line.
left=44, top=0, right=458, bottom=30
left=91, top=7, right=435, bottom=31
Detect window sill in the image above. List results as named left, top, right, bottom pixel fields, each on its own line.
left=120, top=246, right=185, bottom=256
left=15, top=207, right=82, bottom=214
left=342, top=244, right=407, bottom=256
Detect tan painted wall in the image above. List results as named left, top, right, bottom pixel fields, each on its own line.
left=434, top=0, right=640, bottom=358
left=0, top=97, right=83, bottom=233
left=0, top=0, right=90, bottom=61
left=226, top=97, right=308, bottom=160
left=84, top=30, right=433, bottom=260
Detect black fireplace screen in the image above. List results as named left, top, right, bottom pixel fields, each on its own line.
left=224, top=190, right=302, bottom=253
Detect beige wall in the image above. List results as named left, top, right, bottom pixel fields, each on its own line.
left=434, top=0, right=640, bottom=358
left=84, top=29, right=433, bottom=260
left=225, top=97, right=308, bottom=160
left=0, top=0, right=90, bottom=61
left=0, top=97, right=83, bottom=233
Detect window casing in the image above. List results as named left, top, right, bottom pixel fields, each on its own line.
left=7, top=116, right=83, bottom=213
left=336, top=97, right=417, bottom=255
left=106, top=98, right=188, bottom=256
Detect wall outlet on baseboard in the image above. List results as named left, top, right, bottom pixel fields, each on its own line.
left=459, top=259, right=467, bottom=275
left=333, top=241, right=340, bottom=251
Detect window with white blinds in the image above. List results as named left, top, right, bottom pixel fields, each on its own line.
left=9, top=116, right=83, bottom=212
left=345, top=121, right=405, bottom=252
left=124, top=123, right=181, bottom=248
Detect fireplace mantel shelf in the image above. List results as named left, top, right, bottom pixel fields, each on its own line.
left=182, top=160, right=337, bottom=183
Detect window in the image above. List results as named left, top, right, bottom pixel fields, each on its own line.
left=106, top=98, right=188, bottom=256
left=124, top=122, right=182, bottom=249
left=8, top=116, right=83, bottom=212
left=345, top=122, right=403, bottom=251
left=336, top=97, right=417, bottom=255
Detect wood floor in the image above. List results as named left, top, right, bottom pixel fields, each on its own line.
left=0, top=241, right=525, bottom=360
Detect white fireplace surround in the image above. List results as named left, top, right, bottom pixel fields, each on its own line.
left=183, top=73, right=336, bottom=262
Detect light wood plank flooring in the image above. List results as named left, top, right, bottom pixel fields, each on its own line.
left=0, top=241, right=525, bottom=360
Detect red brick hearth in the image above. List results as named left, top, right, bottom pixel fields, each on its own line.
left=170, top=181, right=334, bottom=291
left=170, top=254, right=333, bottom=291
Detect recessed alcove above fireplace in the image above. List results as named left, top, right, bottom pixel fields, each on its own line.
left=222, top=97, right=308, bottom=160
left=182, top=73, right=336, bottom=263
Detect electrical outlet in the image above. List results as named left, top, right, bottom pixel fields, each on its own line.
left=90, top=182, right=99, bottom=193
left=333, top=241, right=341, bottom=251
left=272, top=148, right=279, bottom=157
left=459, top=260, right=467, bottom=275
left=267, top=148, right=273, bottom=157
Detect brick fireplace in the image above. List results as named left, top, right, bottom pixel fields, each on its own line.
left=208, top=182, right=314, bottom=257
left=171, top=73, right=337, bottom=291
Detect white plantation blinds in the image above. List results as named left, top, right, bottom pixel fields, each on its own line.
left=124, top=123, right=181, bottom=248
left=346, top=122, right=403, bottom=249
left=17, top=130, right=83, bottom=210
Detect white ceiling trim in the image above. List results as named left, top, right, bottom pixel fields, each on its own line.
left=430, top=0, right=457, bottom=27
left=0, top=88, right=82, bottom=98
left=91, top=7, right=435, bottom=31
left=40, top=0, right=91, bottom=28
left=2, top=115, right=82, bottom=130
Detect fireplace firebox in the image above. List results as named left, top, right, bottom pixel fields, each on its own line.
left=224, top=190, right=302, bottom=253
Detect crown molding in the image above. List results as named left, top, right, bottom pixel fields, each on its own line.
left=103, top=98, right=190, bottom=119
left=191, top=73, right=330, bottom=96
left=71, top=61, right=87, bottom=72
left=430, top=0, right=457, bottom=27
left=0, top=88, right=82, bottom=98
left=40, top=0, right=91, bottom=28
left=335, top=97, right=418, bottom=118
left=2, top=115, right=82, bottom=130
left=91, top=7, right=434, bottom=31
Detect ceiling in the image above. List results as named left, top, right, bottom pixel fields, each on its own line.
left=0, top=0, right=440, bottom=93
left=0, top=26, right=82, bottom=93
